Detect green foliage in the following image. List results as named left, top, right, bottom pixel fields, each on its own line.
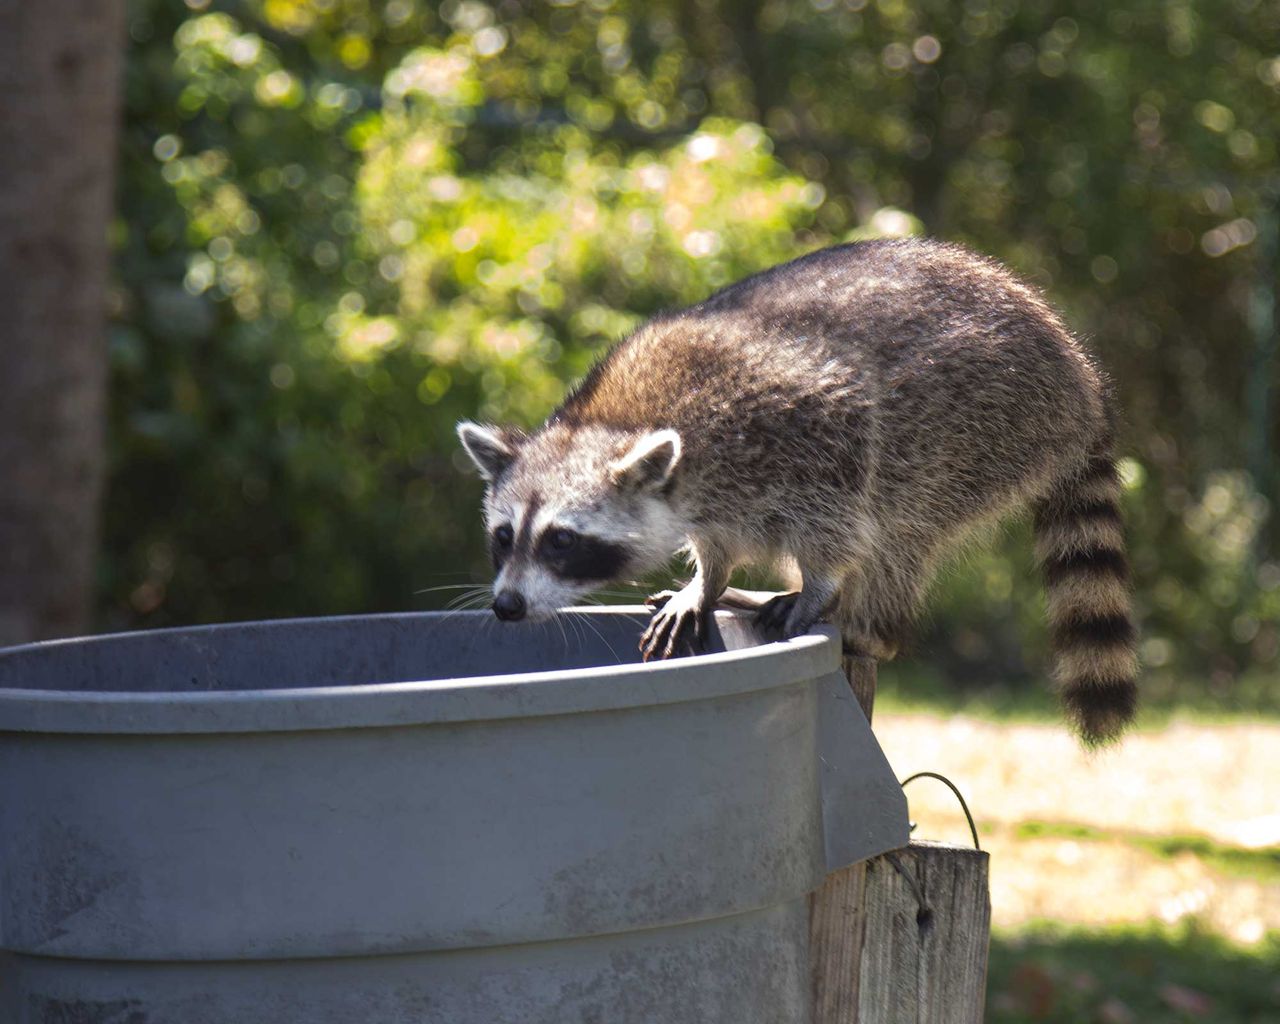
left=988, top=923, right=1280, bottom=1023
left=107, top=0, right=1279, bottom=705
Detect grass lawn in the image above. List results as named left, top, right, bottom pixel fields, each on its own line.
left=867, top=689, right=1280, bottom=1021
left=988, top=924, right=1280, bottom=1023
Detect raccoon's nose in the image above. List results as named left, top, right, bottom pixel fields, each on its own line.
left=492, top=590, right=527, bottom=622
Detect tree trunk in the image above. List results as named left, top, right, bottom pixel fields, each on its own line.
left=0, top=0, right=125, bottom=644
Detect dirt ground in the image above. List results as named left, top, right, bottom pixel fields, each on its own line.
left=872, top=713, right=1280, bottom=945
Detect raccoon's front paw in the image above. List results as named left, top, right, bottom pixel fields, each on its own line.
left=639, top=590, right=710, bottom=661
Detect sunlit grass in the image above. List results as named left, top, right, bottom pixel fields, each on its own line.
left=875, top=707, right=1280, bottom=946
left=1010, top=821, right=1280, bottom=884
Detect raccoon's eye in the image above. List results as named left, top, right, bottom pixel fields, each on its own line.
left=545, top=527, right=578, bottom=552
left=493, top=524, right=514, bottom=549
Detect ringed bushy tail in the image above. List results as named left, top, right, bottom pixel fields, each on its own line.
left=1033, top=448, right=1138, bottom=745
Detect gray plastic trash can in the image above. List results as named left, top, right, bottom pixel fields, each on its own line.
left=0, top=609, right=907, bottom=1023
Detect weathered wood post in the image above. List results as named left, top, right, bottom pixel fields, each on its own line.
left=809, top=656, right=992, bottom=1023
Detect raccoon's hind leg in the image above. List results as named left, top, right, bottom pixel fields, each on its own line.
left=835, top=555, right=930, bottom=661
left=754, top=568, right=844, bottom=640
left=640, top=541, right=730, bottom=661
left=752, top=591, right=800, bottom=633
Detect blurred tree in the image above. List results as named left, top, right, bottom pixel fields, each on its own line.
left=0, top=0, right=127, bottom=644
left=103, top=0, right=1279, bottom=703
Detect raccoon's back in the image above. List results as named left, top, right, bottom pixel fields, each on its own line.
left=555, top=240, right=936, bottom=434
left=556, top=239, right=1109, bottom=493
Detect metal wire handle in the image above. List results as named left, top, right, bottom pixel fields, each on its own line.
left=900, top=770, right=981, bottom=851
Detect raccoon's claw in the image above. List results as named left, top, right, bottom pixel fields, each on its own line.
left=639, top=597, right=709, bottom=661
left=644, top=589, right=681, bottom=611
left=754, top=592, right=800, bottom=636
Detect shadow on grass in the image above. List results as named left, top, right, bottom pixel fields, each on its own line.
left=987, top=923, right=1280, bottom=1023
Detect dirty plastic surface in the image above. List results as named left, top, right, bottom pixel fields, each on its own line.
left=0, top=609, right=907, bottom=1023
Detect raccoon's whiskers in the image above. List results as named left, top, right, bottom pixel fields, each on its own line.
left=566, top=612, right=590, bottom=653
left=444, top=587, right=491, bottom=611
left=552, top=610, right=570, bottom=651
left=573, top=609, right=624, bottom=664
left=437, top=588, right=493, bottom=621
left=414, top=582, right=488, bottom=596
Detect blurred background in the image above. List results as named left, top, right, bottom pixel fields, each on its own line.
left=97, top=0, right=1280, bottom=708
left=4, top=0, right=1278, bottom=1019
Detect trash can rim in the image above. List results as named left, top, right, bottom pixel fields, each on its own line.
left=0, top=608, right=840, bottom=734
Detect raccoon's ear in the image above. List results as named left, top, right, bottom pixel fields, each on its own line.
left=457, top=421, right=523, bottom=482
left=609, top=429, right=682, bottom=492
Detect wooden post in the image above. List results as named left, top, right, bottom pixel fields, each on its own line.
left=841, top=654, right=878, bottom=723
left=855, top=843, right=991, bottom=1023
left=809, top=656, right=992, bottom=1023
left=809, top=655, right=877, bottom=1022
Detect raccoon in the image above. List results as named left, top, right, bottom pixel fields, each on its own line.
left=457, top=238, right=1137, bottom=744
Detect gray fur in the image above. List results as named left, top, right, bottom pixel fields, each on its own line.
left=459, top=238, right=1138, bottom=743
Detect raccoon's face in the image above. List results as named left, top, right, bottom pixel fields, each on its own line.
left=457, top=421, right=687, bottom=622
